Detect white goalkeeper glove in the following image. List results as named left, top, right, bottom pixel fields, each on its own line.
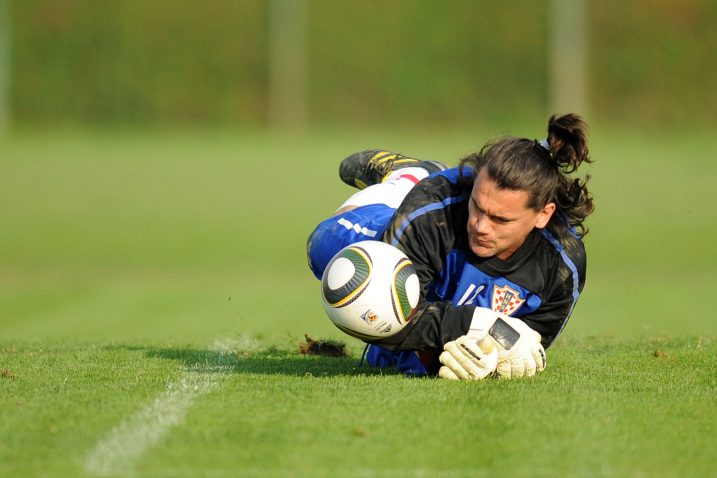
left=438, top=335, right=498, bottom=380
left=465, top=307, right=547, bottom=380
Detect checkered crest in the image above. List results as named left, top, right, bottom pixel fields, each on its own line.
left=492, top=284, right=525, bottom=316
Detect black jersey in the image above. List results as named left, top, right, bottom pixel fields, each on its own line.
left=376, top=167, right=587, bottom=352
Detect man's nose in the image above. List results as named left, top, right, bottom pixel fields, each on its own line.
left=475, top=215, right=491, bottom=235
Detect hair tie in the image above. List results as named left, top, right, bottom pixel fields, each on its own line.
left=538, top=138, right=551, bottom=153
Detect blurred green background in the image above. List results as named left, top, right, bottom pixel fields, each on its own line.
left=1, top=0, right=716, bottom=343
left=6, top=0, right=717, bottom=129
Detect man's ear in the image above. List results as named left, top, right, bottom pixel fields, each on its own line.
left=535, top=202, right=556, bottom=229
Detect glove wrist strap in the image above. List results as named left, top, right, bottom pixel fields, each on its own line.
left=467, top=307, right=500, bottom=341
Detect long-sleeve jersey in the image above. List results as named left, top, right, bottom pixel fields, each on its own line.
left=375, top=167, right=587, bottom=351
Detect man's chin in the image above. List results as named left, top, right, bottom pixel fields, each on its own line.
left=470, top=243, right=495, bottom=258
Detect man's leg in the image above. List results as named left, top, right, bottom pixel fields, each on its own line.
left=336, top=167, right=431, bottom=212
left=307, top=151, right=443, bottom=279
left=306, top=204, right=396, bottom=280
left=339, top=149, right=447, bottom=190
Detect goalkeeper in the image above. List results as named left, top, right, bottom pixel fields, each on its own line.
left=306, top=114, right=593, bottom=380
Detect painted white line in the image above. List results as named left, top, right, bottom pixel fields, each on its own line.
left=83, top=343, right=238, bottom=477
left=210, top=336, right=261, bottom=355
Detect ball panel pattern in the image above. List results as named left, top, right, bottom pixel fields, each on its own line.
left=321, top=246, right=372, bottom=307
left=391, top=258, right=418, bottom=323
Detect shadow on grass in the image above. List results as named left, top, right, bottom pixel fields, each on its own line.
left=108, top=344, right=402, bottom=378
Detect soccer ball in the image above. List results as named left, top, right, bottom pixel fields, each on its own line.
left=321, top=240, right=420, bottom=340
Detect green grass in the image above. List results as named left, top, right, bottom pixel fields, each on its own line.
left=2, top=338, right=715, bottom=477
left=1, top=128, right=716, bottom=477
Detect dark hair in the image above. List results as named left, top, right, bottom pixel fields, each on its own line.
left=460, top=114, right=594, bottom=236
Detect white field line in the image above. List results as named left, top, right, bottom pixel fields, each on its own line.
left=83, top=341, right=239, bottom=477
left=210, top=336, right=261, bottom=354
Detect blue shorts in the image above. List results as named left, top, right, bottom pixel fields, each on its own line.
left=306, top=204, right=395, bottom=279
left=364, top=345, right=428, bottom=376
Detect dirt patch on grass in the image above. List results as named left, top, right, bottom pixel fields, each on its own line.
left=298, top=334, right=347, bottom=357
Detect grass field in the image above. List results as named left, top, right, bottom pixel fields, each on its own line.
left=2, top=127, right=716, bottom=477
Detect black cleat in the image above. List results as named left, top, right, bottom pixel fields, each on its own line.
left=338, top=149, right=447, bottom=189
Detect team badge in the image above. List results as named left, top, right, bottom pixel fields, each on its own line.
left=492, top=284, right=525, bottom=316
left=360, top=309, right=378, bottom=323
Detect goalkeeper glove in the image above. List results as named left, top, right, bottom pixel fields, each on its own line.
left=438, top=335, right=498, bottom=380
left=466, top=307, right=547, bottom=379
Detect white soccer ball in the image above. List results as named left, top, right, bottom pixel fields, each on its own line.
left=321, top=240, right=420, bottom=340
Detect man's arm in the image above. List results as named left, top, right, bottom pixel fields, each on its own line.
left=523, top=228, right=587, bottom=347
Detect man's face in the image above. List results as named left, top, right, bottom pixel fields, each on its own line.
left=467, top=169, right=555, bottom=260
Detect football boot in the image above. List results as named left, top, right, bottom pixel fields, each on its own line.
left=339, top=149, right=447, bottom=189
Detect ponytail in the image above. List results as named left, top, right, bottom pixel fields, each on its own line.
left=546, top=114, right=591, bottom=174
left=545, top=114, right=594, bottom=235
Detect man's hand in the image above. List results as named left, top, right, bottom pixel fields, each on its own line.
left=467, top=308, right=547, bottom=380
left=438, top=336, right=498, bottom=380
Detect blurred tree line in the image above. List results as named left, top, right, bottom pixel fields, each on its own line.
left=7, top=0, right=716, bottom=129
